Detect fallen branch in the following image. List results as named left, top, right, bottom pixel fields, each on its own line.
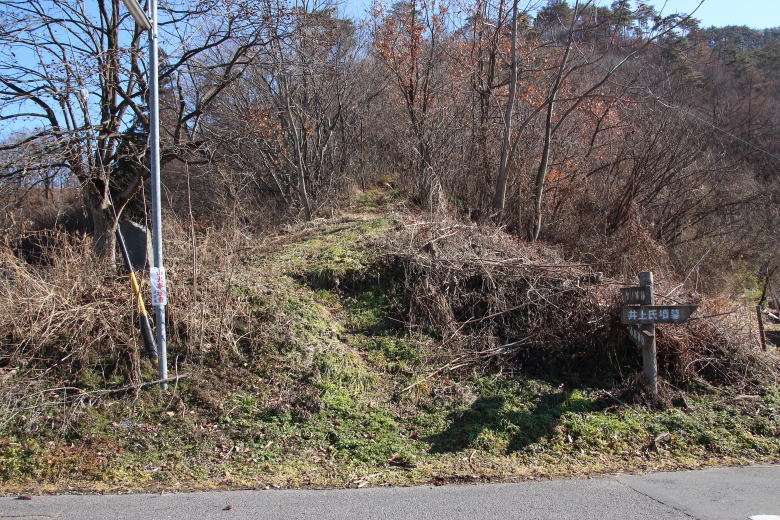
left=400, top=354, right=469, bottom=394
left=11, top=375, right=191, bottom=412
left=688, top=310, right=738, bottom=321
left=601, top=390, right=629, bottom=407
left=93, top=374, right=191, bottom=395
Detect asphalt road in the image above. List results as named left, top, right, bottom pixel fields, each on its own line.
left=1, top=465, right=778, bottom=520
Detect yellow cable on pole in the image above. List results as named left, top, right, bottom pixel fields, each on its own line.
left=116, top=229, right=158, bottom=365
left=128, top=271, right=147, bottom=314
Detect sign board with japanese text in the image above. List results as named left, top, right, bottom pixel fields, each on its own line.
left=150, top=267, right=168, bottom=306
left=628, top=324, right=654, bottom=348
left=619, top=271, right=700, bottom=397
left=621, top=286, right=651, bottom=305
left=621, top=305, right=698, bottom=325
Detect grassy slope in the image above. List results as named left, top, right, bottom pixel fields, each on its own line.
left=1, top=190, right=778, bottom=493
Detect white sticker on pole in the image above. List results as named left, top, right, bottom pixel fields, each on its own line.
left=150, top=267, right=168, bottom=306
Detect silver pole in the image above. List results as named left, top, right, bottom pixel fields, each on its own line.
left=149, top=0, right=168, bottom=390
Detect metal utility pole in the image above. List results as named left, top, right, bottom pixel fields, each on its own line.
left=121, top=0, right=168, bottom=389
left=121, top=0, right=151, bottom=30
left=148, top=0, right=168, bottom=390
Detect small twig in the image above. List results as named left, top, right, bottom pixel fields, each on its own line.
left=87, top=374, right=191, bottom=395
left=662, top=245, right=712, bottom=299
left=457, top=286, right=575, bottom=326
left=601, top=390, right=629, bottom=407
left=13, top=375, right=191, bottom=412
left=352, top=470, right=390, bottom=488
left=401, top=337, right=533, bottom=394
left=400, top=354, right=469, bottom=394
left=472, top=337, right=534, bottom=358
left=687, top=310, right=738, bottom=322
left=684, top=357, right=717, bottom=373
left=421, top=231, right=458, bottom=248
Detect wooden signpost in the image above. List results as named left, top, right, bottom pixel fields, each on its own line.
left=621, top=272, right=698, bottom=397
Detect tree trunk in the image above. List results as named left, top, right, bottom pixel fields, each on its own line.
left=528, top=0, right=579, bottom=241
left=274, top=34, right=312, bottom=222
left=530, top=97, right=555, bottom=241
left=288, top=109, right=313, bottom=221
left=491, top=0, right=519, bottom=218
left=85, top=189, right=118, bottom=264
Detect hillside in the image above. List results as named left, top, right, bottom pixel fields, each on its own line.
left=1, top=191, right=778, bottom=493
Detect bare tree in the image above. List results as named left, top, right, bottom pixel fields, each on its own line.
left=371, top=0, right=453, bottom=208
left=0, top=0, right=278, bottom=261
left=491, top=0, right=520, bottom=217
left=523, top=1, right=701, bottom=241
left=201, top=2, right=361, bottom=220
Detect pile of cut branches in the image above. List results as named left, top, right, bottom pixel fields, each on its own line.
left=383, top=220, right=777, bottom=390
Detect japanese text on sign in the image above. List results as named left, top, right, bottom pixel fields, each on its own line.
left=620, top=305, right=697, bottom=324
left=628, top=325, right=652, bottom=347
left=150, top=267, right=168, bottom=306
left=621, top=286, right=651, bottom=305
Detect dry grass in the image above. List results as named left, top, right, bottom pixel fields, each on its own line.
left=1, top=211, right=775, bottom=434
left=1, top=232, right=133, bottom=371
left=0, top=219, right=274, bottom=432
left=0, top=213, right=376, bottom=434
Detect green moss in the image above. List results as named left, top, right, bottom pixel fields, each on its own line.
left=3, top=371, right=780, bottom=489
left=306, top=243, right=373, bottom=289
left=734, top=266, right=763, bottom=303
left=0, top=438, right=39, bottom=481
left=356, top=218, right=393, bottom=233
left=313, top=289, right=340, bottom=307
left=303, top=220, right=392, bottom=290
left=353, top=335, right=425, bottom=374
left=214, top=353, right=407, bottom=467
left=76, top=367, right=104, bottom=389
left=357, top=189, right=403, bottom=211
left=274, top=217, right=393, bottom=290
left=423, top=378, right=599, bottom=454
left=342, top=286, right=399, bottom=333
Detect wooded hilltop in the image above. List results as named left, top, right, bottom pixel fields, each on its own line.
left=2, top=0, right=778, bottom=279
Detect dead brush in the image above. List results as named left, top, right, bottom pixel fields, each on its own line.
left=656, top=317, right=778, bottom=391
left=384, top=220, right=778, bottom=390
left=0, top=212, right=366, bottom=435
left=0, top=231, right=136, bottom=376
left=161, top=216, right=288, bottom=366
left=0, top=218, right=286, bottom=433
left=0, top=231, right=140, bottom=432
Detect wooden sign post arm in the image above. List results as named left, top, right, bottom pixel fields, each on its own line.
left=638, top=271, right=658, bottom=397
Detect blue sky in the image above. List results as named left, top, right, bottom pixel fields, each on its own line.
left=646, top=0, right=779, bottom=29
left=338, top=0, right=780, bottom=29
